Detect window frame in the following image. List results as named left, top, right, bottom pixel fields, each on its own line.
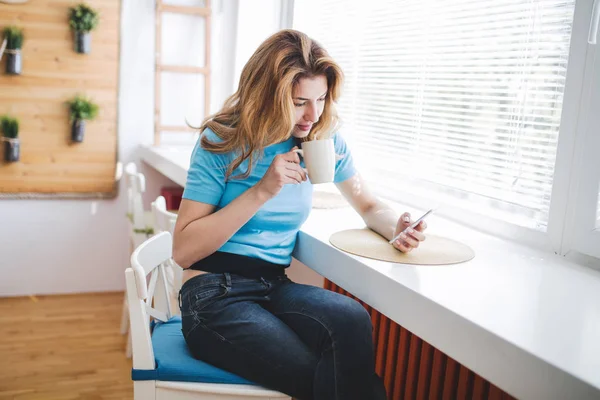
left=554, top=10, right=600, bottom=259
left=545, top=0, right=599, bottom=259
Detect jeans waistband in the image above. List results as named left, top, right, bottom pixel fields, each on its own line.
left=186, top=251, right=288, bottom=279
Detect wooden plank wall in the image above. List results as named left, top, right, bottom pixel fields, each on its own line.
left=0, top=0, right=120, bottom=196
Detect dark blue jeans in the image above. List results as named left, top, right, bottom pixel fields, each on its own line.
left=179, top=272, right=387, bottom=400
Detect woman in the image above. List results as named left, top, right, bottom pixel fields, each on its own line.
left=173, top=29, right=427, bottom=400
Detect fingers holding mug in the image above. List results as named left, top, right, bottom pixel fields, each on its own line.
left=285, top=162, right=307, bottom=182
left=283, top=147, right=301, bottom=164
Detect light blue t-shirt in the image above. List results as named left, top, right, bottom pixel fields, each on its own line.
left=183, top=128, right=356, bottom=265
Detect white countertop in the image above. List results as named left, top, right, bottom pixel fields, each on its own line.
left=140, top=144, right=600, bottom=399
left=139, top=145, right=193, bottom=187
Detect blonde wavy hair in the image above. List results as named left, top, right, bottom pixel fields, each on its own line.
left=199, top=29, right=344, bottom=179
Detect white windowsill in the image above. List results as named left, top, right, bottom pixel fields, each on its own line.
left=139, top=144, right=600, bottom=399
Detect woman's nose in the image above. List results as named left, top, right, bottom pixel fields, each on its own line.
left=304, top=103, right=319, bottom=123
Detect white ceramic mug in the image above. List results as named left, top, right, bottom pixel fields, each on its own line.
left=293, top=139, right=342, bottom=184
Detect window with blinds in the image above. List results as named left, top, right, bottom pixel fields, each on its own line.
left=294, top=0, right=576, bottom=231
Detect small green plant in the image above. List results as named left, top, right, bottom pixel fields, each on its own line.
left=3, top=26, right=24, bottom=50
left=1, top=116, right=19, bottom=139
left=67, top=95, right=99, bottom=122
left=69, top=4, right=100, bottom=32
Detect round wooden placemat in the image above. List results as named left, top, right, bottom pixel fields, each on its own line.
left=330, top=228, right=475, bottom=265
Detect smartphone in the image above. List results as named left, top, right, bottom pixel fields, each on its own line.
left=388, top=208, right=435, bottom=244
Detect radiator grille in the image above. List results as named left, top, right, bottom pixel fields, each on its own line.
left=324, top=279, right=516, bottom=400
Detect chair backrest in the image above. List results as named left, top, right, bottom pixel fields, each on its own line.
left=126, top=231, right=174, bottom=370
left=151, top=195, right=177, bottom=235
left=151, top=195, right=183, bottom=300
left=125, top=162, right=146, bottom=230
left=115, top=161, right=123, bottom=181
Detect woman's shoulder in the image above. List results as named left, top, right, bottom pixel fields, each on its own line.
left=331, top=131, right=342, bottom=139
left=191, top=128, right=231, bottom=164
left=331, top=131, right=350, bottom=149
left=200, top=127, right=224, bottom=144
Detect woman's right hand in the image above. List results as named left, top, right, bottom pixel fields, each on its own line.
left=256, top=146, right=308, bottom=199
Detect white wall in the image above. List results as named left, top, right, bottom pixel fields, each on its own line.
left=210, top=0, right=239, bottom=113
left=233, top=0, right=283, bottom=85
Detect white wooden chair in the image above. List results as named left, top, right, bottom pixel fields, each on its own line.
left=125, top=162, right=155, bottom=246
left=121, top=162, right=156, bottom=357
left=126, top=232, right=291, bottom=400
left=151, top=195, right=180, bottom=316
left=151, top=195, right=177, bottom=235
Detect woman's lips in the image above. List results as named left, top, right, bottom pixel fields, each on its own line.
left=297, top=124, right=312, bottom=131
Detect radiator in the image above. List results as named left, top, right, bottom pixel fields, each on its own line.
left=324, top=279, right=516, bottom=400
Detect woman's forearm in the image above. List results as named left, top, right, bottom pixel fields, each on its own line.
left=173, top=186, right=270, bottom=268
left=361, top=200, right=399, bottom=241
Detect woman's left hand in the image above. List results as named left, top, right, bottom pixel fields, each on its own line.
left=392, top=212, right=427, bottom=253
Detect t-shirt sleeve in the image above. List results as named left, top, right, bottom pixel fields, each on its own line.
left=182, top=128, right=230, bottom=206
left=333, top=132, right=357, bottom=183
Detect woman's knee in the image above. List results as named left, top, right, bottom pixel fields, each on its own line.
left=325, top=295, right=372, bottom=336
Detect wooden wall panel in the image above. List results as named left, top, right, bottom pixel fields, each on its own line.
left=0, top=0, right=120, bottom=196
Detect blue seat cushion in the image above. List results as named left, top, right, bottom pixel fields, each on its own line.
left=131, top=316, right=254, bottom=385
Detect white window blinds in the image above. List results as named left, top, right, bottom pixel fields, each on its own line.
left=294, top=0, right=575, bottom=230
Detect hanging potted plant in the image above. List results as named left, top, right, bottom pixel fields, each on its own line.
left=67, top=95, right=98, bottom=143
left=2, top=26, right=24, bottom=75
left=68, top=3, right=99, bottom=54
left=1, top=116, right=20, bottom=162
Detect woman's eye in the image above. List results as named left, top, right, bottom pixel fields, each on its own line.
left=294, top=98, right=325, bottom=107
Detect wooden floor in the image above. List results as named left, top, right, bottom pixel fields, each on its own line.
left=0, top=292, right=133, bottom=400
